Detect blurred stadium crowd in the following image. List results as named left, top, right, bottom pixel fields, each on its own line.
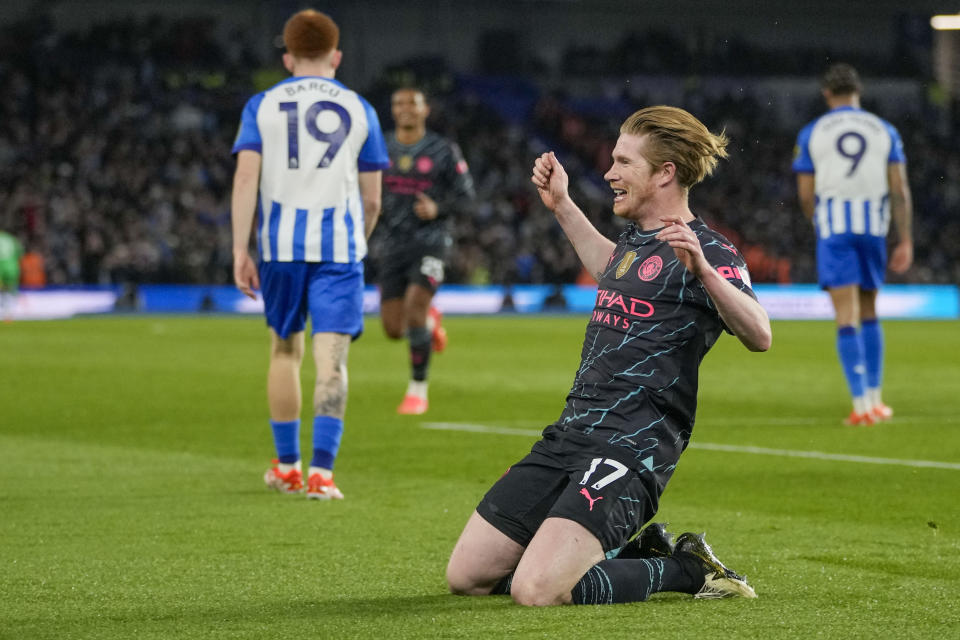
left=1, top=14, right=958, bottom=289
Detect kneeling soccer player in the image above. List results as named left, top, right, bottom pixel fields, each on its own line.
left=446, top=106, right=772, bottom=606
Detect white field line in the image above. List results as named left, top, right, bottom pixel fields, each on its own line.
left=421, top=422, right=960, bottom=471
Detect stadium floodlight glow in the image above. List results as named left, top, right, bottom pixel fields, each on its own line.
left=931, top=14, right=960, bottom=30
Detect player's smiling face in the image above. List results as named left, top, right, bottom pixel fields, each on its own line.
left=604, top=133, right=659, bottom=221
left=391, top=89, right=429, bottom=130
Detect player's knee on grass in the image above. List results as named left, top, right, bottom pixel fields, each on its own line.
left=445, top=562, right=492, bottom=596
left=509, top=575, right=570, bottom=607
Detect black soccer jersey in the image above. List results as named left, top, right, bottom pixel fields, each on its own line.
left=549, top=217, right=756, bottom=496
left=376, top=130, right=474, bottom=254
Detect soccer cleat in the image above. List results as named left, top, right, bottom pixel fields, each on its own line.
left=674, top=532, right=757, bottom=599
left=615, top=522, right=675, bottom=559
left=306, top=473, right=344, bottom=500
left=397, top=394, right=428, bottom=415
left=844, top=410, right=876, bottom=426
left=429, top=306, right=447, bottom=353
left=871, top=403, right=893, bottom=421
left=636, top=522, right=676, bottom=557
left=264, top=461, right=304, bottom=494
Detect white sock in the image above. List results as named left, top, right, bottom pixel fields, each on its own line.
left=406, top=380, right=428, bottom=399
left=853, top=395, right=870, bottom=415
left=309, top=466, right=333, bottom=480
left=866, top=387, right=882, bottom=408
left=278, top=461, right=301, bottom=474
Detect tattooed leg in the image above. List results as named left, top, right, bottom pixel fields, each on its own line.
left=309, top=332, right=351, bottom=473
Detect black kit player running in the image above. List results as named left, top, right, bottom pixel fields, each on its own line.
left=373, top=131, right=474, bottom=298
left=477, top=217, right=756, bottom=553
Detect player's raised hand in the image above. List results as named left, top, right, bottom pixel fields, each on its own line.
left=233, top=251, right=260, bottom=300
left=889, top=240, right=913, bottom=274
left=531, top=151, right=570, bottom=212
left=413, top=191, right=438, bottom=220
left=656, top=216, right=708, bottom=276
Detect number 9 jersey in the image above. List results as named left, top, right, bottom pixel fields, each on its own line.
left=232, top=76, right=391, bottom=263
left=792, top=105, right=906, bottom=240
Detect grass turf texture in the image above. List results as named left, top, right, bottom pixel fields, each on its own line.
left=1, top=315, right=958, bottom=639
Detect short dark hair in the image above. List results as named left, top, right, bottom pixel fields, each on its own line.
left=822, top=63, right=862, bottom=96
left=391, top=86, right=427, bottom=101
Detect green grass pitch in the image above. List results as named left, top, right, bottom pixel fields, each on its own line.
left=1, top=315, right=958, bottom=639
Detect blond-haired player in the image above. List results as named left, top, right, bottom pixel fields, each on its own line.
left=446, top=106, right=771, bottom=606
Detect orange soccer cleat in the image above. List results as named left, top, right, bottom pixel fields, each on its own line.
left=871, top=403, right=894, bottom=421
left=429, top=306, right=447, bottom=353
left=306, top=473, right=344, bottom=500
left=264, top=461, right=304, bottom=493
left=844, top=411, right=876, bottom=427
left=397, top=394, right=428, bottom=415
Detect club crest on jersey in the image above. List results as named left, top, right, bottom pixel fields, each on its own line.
left=416, top=156, right=434, bottom=173
left=397, top=154, right=413, bottom=172
left=638, top=255, right=663, bottom=281
left=615, top=251, right=637, bottom=279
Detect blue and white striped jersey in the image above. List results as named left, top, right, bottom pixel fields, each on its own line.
left=233, top=76, right=390, bottom=263
left=792, top=106, right=906, bottom=240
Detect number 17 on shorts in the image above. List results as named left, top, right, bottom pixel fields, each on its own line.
left=578, top=457, right=629, bottom=511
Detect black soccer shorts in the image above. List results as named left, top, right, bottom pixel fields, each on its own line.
left=377, top=246, right=446, bottom=301
left=476, top=426, right=659, bottom=554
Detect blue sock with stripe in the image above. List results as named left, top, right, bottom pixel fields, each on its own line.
left=311, top=416, right=344, bottom=470
left=836, top=325, right=866, bottom=399
left=570, top=557, right=703, bottom=604
left=860, top=319, right=883, bottom=389
left=269, top=419, right=300, bottom=464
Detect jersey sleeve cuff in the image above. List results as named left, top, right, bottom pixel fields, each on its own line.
left=232, top=142, right=262, bottom=154
left=358, top=160, right=391, bottom=172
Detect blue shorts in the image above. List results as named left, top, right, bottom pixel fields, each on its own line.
left=259, top=261, right=364, bottom=340
left=817, top=234, right=887, bottom=291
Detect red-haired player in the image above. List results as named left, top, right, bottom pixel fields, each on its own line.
left=231, top=10, right=391, bottom=500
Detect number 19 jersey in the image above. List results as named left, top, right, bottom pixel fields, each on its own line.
left=233, top=76, right=391, bottom=263
left=792, top=105, right=905, bottom=240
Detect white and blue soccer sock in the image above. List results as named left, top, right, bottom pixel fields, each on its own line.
left=311, top=416, right=344, bottom=471
left=836, top=326, right=867, bottom=410
left=861, top=318, right=884, bottom=403
left=270, top=419, right=300, bottom=468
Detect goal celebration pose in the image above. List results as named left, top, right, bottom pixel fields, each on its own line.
left=447, top=106, right=771, bottom=606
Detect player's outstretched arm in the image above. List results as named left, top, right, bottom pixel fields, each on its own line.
left=231, top=150, right=262, bottom=299
left=657, top=217, right=771, bottom=352
left=531, top=152, right=614, bottom=280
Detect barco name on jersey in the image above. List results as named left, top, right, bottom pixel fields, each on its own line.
left=282, top=81, right=342, bottom=97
